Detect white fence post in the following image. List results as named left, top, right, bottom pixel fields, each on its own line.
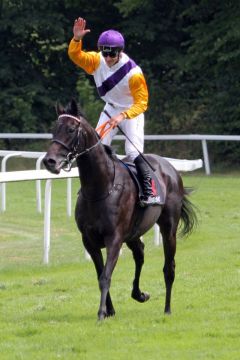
left=36, top=154, right=46, bottom=213
left=67, top=178, right=72, bottom=217
left=201, top=139, right=211, bottom=175
left=1, top=152, right=21, bottom=212
left=43, top=179, right=52, bottom=264
left=154, top=224, right=162, bottom=246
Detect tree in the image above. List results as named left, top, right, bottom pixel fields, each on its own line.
left=0, top=0, right=239, bottom=165
left=0, top=0, right=76, bottom=134
left=178, top=1, right=240, bottom=162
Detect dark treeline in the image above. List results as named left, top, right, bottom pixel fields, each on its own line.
left=0, top=0, right=239, bottom=164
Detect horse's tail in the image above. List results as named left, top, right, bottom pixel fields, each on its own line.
left=179, top=187, right=198, bottom=238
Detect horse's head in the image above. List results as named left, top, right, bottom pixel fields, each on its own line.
left=43, top=99, right=99, bottom=174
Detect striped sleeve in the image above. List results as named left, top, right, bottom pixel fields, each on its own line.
left=125, top=73, right=149, bottom=119
left=68, top=38, right=100, bottom=74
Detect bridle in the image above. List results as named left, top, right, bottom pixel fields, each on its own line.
left=51, top=114, right=102, bottom=171
left=51, top=113, right=118, bottom=202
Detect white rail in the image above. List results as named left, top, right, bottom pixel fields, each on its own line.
left=0, top=158, right=202, bottom=264
left=1, top=133, right=240, bottom=141
left=0, top=150, right=202, bottom=213
left=1, top=133, right=240, bottom=175
left=0, top=151, right=71, bottom=214
left=0, top=151, right=45, bottom=212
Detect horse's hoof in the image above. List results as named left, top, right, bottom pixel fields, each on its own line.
left=164, top=309, right=171, bottom=315
left=98, top=309, right=115, bottom=320
left=106, top=309, right=116, bottom=317
left=132, top=291, right=150, bottom=303
left=98, top=311, right=107, bottom=321
left=98, top=314, right=106, bottom=321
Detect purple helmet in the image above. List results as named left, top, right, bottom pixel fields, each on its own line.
left=97, top=30, right=125, bottom=49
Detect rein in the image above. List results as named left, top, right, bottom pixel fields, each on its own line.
left=51, top=114, right=102, bottom=171
left=96, top=120, right=114, bottom=138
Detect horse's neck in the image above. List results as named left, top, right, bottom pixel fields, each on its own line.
left=77, top=147, right=114, bottom=194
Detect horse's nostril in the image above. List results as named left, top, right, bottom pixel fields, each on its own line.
left=43, top=157, right=56, bottom=168
left=47, top=158, right=56, bottom=165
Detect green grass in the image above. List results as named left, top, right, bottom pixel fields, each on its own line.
left=0, top=174, right=240, bottom=360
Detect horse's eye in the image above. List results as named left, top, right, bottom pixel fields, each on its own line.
left=68, top=126, right=76, bottom=134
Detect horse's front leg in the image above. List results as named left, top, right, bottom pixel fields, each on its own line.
left=82, top=237, right=115, bottom=317
left=98, top=237, right=121, bottom=321
left=127, top=238, right=150, bottom=303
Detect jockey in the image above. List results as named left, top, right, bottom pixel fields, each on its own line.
left=68, top=17, right=162, bottom=206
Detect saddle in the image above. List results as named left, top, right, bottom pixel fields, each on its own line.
left=119, top=160, right=165, bottom=205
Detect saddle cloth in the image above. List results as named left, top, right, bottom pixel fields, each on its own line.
left=119, top=160, right=165, bottom=205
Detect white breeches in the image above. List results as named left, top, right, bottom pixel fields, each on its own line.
left=96, top=103, right=144, bottom=161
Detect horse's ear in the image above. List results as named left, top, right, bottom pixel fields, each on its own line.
left=55, top=101, right=65, bottom=116
left=70, top=98, right=79, bottom=116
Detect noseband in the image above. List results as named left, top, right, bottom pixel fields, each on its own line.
left=51, top=114, right=102, bottom=171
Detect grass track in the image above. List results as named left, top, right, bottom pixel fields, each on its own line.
left=0, top=174, right=240, bottom=359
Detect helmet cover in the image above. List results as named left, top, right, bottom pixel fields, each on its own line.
left=97, top=30, right=125, bottom=49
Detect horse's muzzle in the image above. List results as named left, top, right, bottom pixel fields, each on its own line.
left=43, top=154, right=62, bottom=174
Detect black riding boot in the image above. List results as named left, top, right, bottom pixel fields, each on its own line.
left=134, top=155, right=162, bottom=207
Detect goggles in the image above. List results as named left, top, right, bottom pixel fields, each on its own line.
left=100, top=46, right=121, bottom=58
left=101, top=49, right=119, bottom=58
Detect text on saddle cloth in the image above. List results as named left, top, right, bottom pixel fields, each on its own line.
left=120, top=161, right=166, bottom=204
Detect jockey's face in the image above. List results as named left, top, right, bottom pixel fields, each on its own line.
left=104, top=54, right=120, bottom=67
left=101, top=48, right=122, bottom=67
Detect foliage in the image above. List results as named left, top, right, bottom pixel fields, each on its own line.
left=76, top=73, right=103, bottom=126
left=178, top=1, right=240, bottom=160
left=0, top=0, right=239, bottom=163
left=0, top=0, right=72, bottom=133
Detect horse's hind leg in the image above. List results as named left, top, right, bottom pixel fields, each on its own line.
left=158, top=205, right=179, bottom=314
left=127, top=238, right=150, bottom=303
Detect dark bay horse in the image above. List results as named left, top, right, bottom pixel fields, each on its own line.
left=43, top=99, right=197, bottom=320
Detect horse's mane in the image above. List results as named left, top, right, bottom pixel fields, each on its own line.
left=103, top=144, right=119, bottom=161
